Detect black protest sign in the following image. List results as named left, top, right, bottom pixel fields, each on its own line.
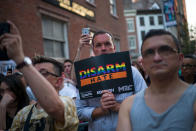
left=74, top=51, right=134, bottom=99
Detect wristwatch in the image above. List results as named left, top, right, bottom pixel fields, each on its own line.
left=16, top=57, right=32, bottom=69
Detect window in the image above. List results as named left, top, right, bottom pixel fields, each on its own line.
left=42, top=16, right=69, bottom=58
left=141, top=31, right=145, bottom=40
left=128, top=36, right=136, bottom=50
left=109, top=0, right=117, bottom=16
left=114, top=39, right=120, bottom=52
left=158, top=16, right=163, bottom=25
left=86, top=0, right=95, bottom=4
left=127, top=19, right=135, bottom=32
left=140, top=17, right=145, bottom=26
left=149, top=16, right=154, bottom=25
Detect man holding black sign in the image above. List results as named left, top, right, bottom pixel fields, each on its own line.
left=74, top=31, right=147, bottom=131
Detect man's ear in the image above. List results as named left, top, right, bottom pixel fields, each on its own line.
left=55, top=77, right=64, bottom=88
left=141, top=58, right=146, bottom=72
left=113, top=44, right=116, bottom=52
left=178, top=53, right=184, bottom=67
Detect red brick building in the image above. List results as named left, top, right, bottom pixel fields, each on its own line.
left=0, top=0, right=128, bottom=60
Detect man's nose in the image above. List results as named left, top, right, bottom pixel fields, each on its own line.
left=153, top=51, right=162, bottom=61
left=101, top=44, right=106, bottom=50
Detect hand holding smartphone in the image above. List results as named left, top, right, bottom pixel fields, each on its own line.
left=0, top=22, right=10, bottom=60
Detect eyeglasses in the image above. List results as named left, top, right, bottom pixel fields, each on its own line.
left=142, top=45, right=178, bottom=59
left=39, top=69, right=59, bottom=77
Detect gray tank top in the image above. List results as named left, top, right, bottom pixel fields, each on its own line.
left=130, top=85, right=196, bottom=131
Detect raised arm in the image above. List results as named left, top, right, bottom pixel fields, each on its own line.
left=71, top=34, right=92, bottom=84
left=0, top=21, right=64, bottom=123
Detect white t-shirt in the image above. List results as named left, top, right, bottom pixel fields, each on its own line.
left=59, top=79, right=77, bottom=99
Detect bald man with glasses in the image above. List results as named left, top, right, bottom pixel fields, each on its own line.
left=117, top=29, right=196, bottom=131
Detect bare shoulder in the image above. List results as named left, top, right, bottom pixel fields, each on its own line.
left=117, top=95, right=136, bottom=131
left=121, top=95, right=136, bottom=111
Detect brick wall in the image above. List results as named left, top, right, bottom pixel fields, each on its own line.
left=0, top=0, right=128, bottom=60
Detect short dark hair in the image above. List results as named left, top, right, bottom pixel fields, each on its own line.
left=141, top=29, right=181, bottom=53
left=92, top=31, right=113, bottom=46
left=32, top=55, right=63, bottom=76
left=64, top=59, right=73, bottom=64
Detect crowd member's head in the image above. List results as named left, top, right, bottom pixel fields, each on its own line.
left=0, top=73, right=30, bottom=130
left=137, top=56, right=143, bottom=68
left=63, top=59, right=73, bottom=77
left=32, top=55, right=64, bottom=91
left=132, top=61, right=145, bottom=77
left=92, top=31, right=116, bottom=56
left=141, top=29, right=183, bottom=79
left=181, top=55, right=196, bottom=83
left=0, top=74, right=29, bottom=109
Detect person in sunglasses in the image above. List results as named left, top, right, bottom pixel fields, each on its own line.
left=0, top=21, right=79, bottom=131
left=117, top=29, right=196, bottom=130
left=181, top=55, right=196, bottom=84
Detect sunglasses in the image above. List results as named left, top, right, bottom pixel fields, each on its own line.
left=39, top=69, right=59, bottom=77
left=142, top=45, right=178, bottom=59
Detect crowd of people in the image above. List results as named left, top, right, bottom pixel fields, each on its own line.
left=0, top=21, right=196, bottom=131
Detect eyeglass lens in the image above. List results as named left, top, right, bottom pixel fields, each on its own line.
left=142, top=45, right=177, bottom=58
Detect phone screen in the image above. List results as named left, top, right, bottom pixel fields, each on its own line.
left=82, top=28, right=90, bottom=35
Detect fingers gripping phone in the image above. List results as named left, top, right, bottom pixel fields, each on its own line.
left=0, top=22, right=10, bottom=60
left=82, top=28, right=90, bottom=35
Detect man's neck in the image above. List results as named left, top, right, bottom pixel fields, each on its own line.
left=149, top=74, right=188, bottom=95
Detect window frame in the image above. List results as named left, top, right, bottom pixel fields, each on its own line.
left=139, top=17, right=145, bottom=26
left=128, top=35, right=136, bottom=50
left=114, top=38, right=120, bottom=52
left=127, top=18, right=135, bottom=32
left=109, top=0, right=117, bottom=16
left=149, top=16, right=155, bottom=25
left=158, top=15, right=163, bottom=25
left=42, top=16, right=69, bottom=58
left=86, top=0, right=95, bottom=5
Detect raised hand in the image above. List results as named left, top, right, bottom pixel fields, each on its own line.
left=0, top=21, right=24, bottom=64
left=0, top=92, right=15, bottom=107
left=79, top=34, right=92, bottom=49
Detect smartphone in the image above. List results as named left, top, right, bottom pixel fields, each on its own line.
left=82, top=28, right=90, bottom=35
left=0, top=22, right=10, bottom=60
